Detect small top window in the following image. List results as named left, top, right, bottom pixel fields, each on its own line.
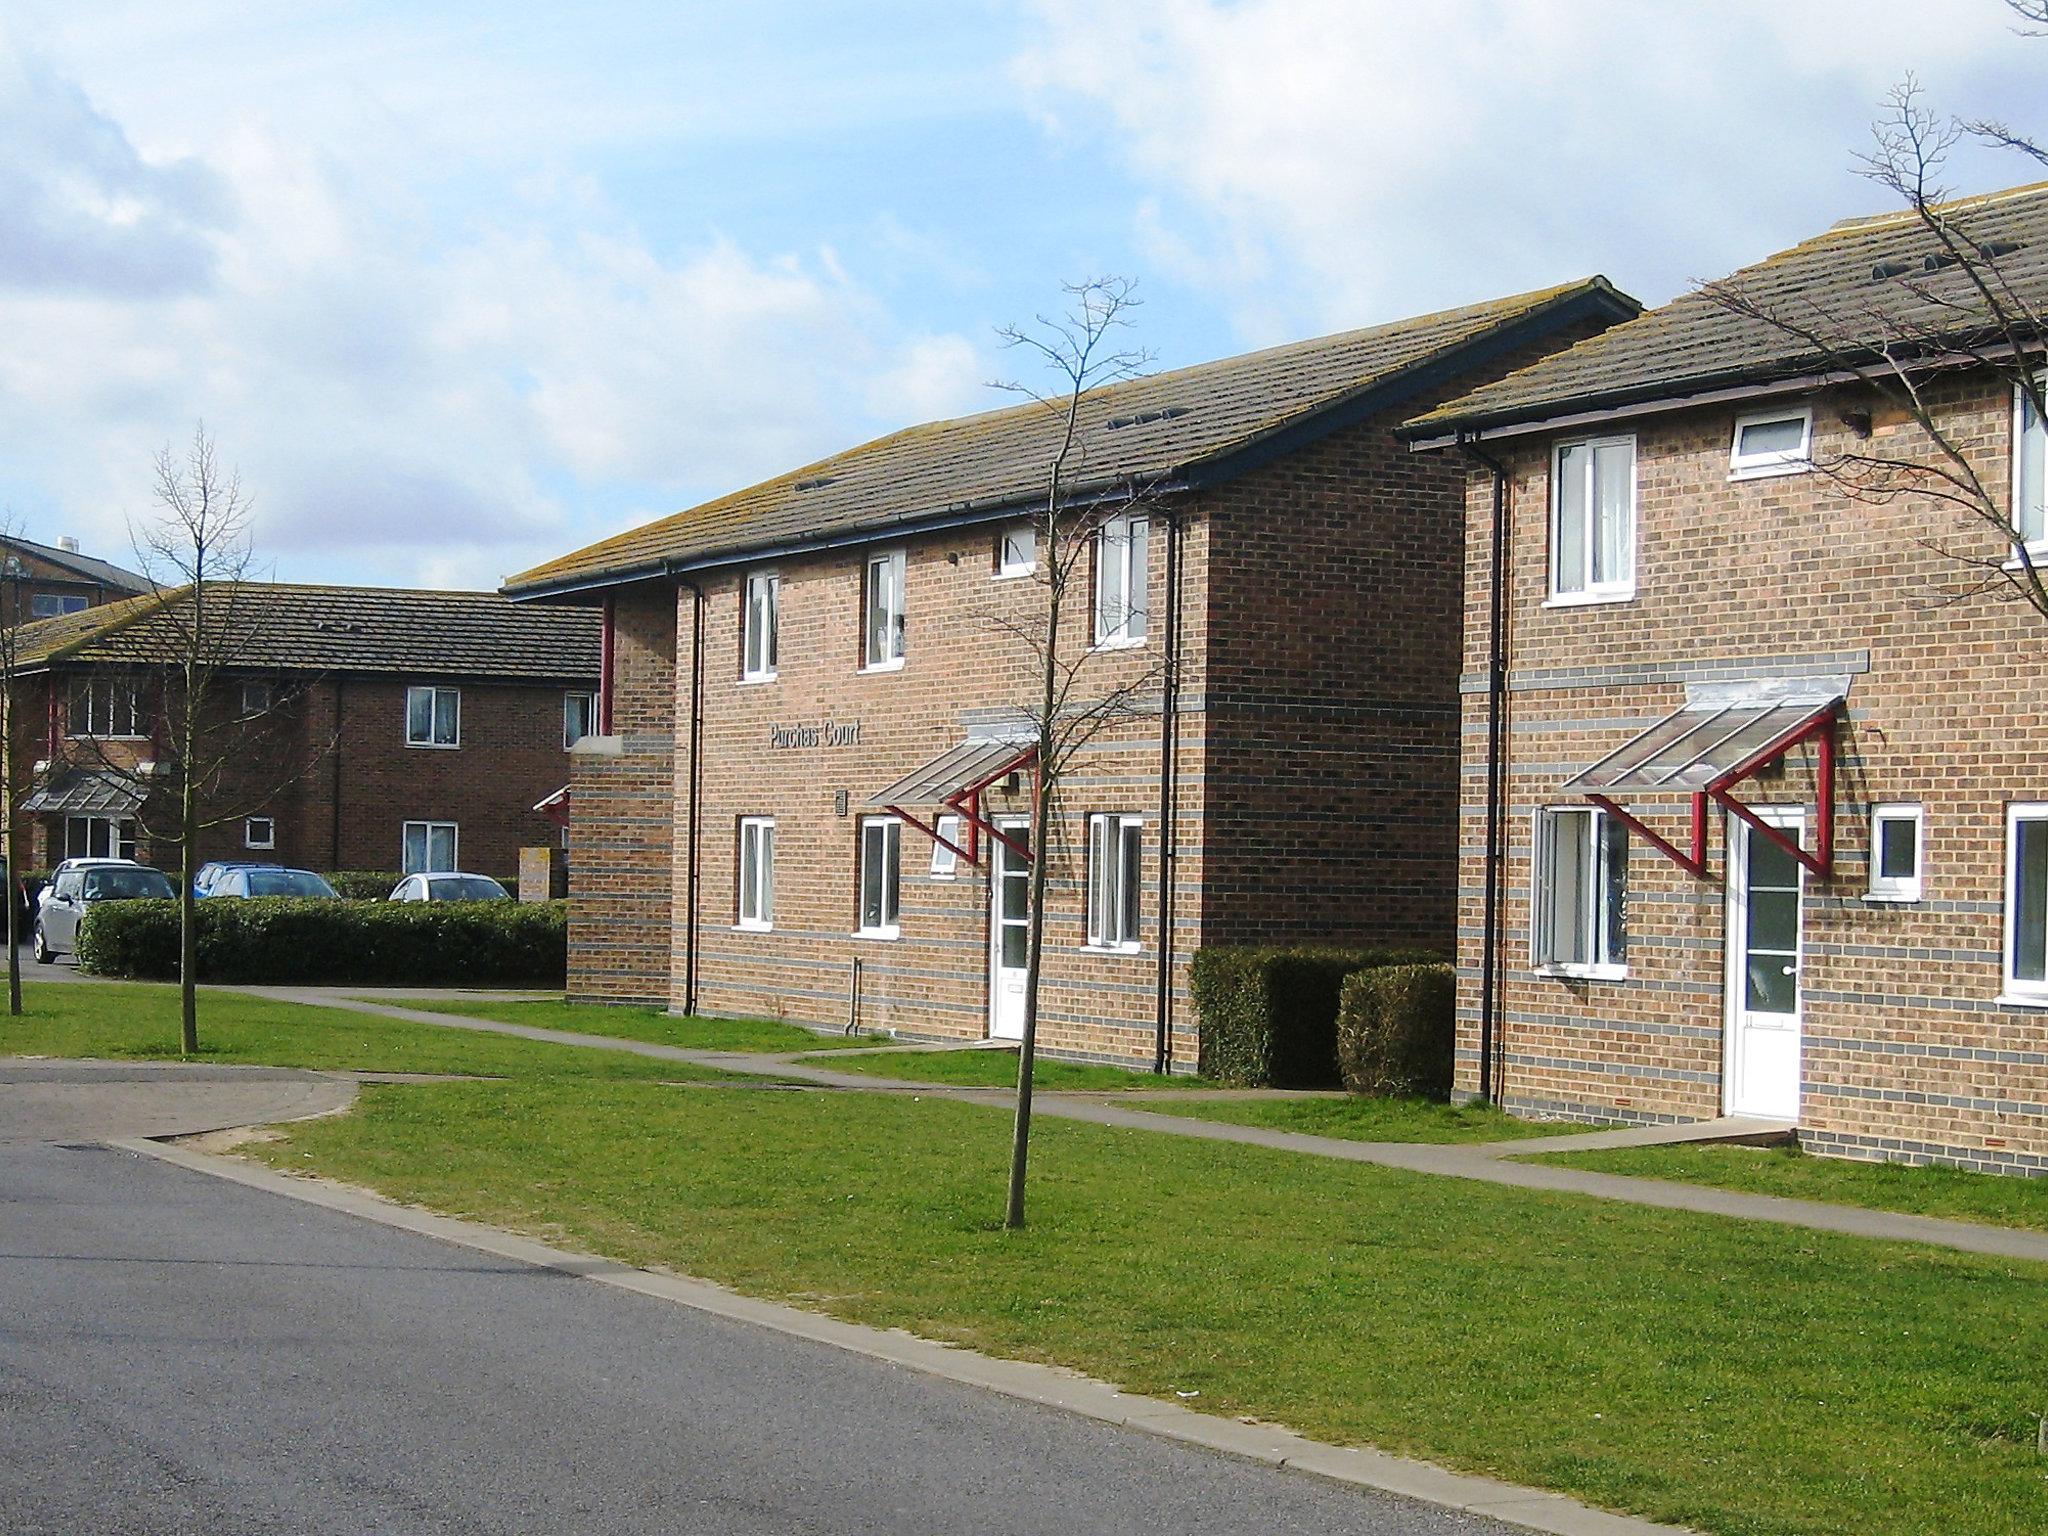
left=241, top=681, right=273, bottom=716
left=742, top=570, right=779, bottom=681
left=1730, top=406, right=1813, bottom=479
left=863, top=550, right=906, bottom=671
left=996, top=522, right=1036, bottom=578
left=1550, top=436, right=1635, bottom=604
left=2015, top=380, right=2046, bottom=554
left=1866, top=804, right=1923, bottom=903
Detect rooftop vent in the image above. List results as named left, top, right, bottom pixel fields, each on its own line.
left=314, top=619, right=362, bottom=635
left=1921, top=250, right=1961, bottom=273
left=1104, top=405, right=1192, bottom=431
left=1978, top=239, right=2024, bottom=261
left=793, top=475, right=837, bottom=492
left=1870, top=258, right=1914, bottom=280
left=56, top=535, right=79, bottom=553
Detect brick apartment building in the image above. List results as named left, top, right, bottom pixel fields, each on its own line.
left=504, top=279, right=1638, bottom=1065
left=1405, top=182, right=2048, bottom=1172
left=0, top=534, right=148, bottom=626
left=10, top=583, right=600, bottom=880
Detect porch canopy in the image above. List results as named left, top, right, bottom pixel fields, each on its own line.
left=866, top=732, right=1037, bottom=868
left=23, top=768, right=145, bottom=817
left=1559, top=677, right=1846, bottom=879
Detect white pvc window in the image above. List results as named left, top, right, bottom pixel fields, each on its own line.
left=862, top=550, right=906, bottom=671
left=1532, top=806, right=1628, bottom=976
left=563, top=691, right=596, bottom=747
left=1086, top=813, right=1143, bottom=951
left=857, top=817, right=901, bottom=936
left=2005, top=803, right=2048, bottom=1002
left=930, top=812, right=963, bottom=879
left=1730, top=406, right=1813, bottom=479
left=737, top=816, right=774, bottom=930
left=996, top=521, right=1037, bottom=578
left=1550, top=435, right=1636, bottom=603
left=241, top=681, right=274, bottom=716
left=406, top=686, right=460, bottom=748
left=30, top=593, right=86, bottom=618
left=1093, top=513, right=1149, bottom=646
left=1866, top=804, right=1923, bottom=903
left=403, top=820, right=459, bottom=874
left=2015, top=381, right=2046, bottom=554
left=65, top=815, right=136, bottom=860
left=244, top=816, right=276, bottom=850
left=742, top=570, right=779, bottom=681
left=68, top=677, right=142, bottom=738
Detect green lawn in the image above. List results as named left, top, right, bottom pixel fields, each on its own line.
left=258, top=1078, right=2048, bottom=1536
left=360, top=996, right=875, bottom=1054
left=1538, top=1140, right=2048, bottom=1233
left=1127, top=1095, right=1585, bottom=1144
left=0, top=983, right=731, bottom=1082
left=822, top=1046, right=1224, bottom=1091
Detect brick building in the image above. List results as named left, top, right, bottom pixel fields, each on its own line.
left=10, top=583, right=600, bottom=880
left=505, top=280, right=1637, bottom=1064
left=0, top=534, right=148, bottom=626
left=1405, top=182, right=2048, bottom=1171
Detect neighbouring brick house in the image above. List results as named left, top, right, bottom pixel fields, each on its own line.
left=504, top=279, right=1638, bottom=1065
left=8, top=583, right=600, bottom=880
left=1404, top=181, right=2048, bottom=1172
left=0, top=534, right=148, bottom=626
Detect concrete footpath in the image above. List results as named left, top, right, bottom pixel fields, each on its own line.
left=257, top=988, right=2048, bottom=1266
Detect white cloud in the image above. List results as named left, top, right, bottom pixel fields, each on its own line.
left=1015, top=0, right=2035, bottom=336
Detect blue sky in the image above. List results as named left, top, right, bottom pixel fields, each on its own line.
left=0, top=0, right=2040, bottom=590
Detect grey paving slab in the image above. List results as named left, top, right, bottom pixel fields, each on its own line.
left=0, top=1058, right=354, bottom=1145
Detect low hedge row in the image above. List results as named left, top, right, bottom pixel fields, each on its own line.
left=1336, top=963, right=1456, bottom=1099
left=1190, top=945, right=1444, bottom=1088
left=76, top=897, right=567, bottom=986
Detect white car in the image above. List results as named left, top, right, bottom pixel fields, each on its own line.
left=38, top=858, right=146, bottom=917
left=34, top=861, right=176, bottom=962
left=388, top=872, right=511, bottom=903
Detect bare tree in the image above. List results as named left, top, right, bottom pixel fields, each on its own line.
left=1700, top=30, right=2047, bottom=623
left=988, top=278, right=1173, bottom=1229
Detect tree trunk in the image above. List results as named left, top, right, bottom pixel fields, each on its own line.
left=179, top=774, right=197, bottom=1055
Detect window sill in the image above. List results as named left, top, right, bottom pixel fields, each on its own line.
left=738, top=673, right=778, bottom=686
left=1728, top=460, right=1812, bottom=482
left=1542, top=589, right=1635, bottom=610
left=1996, top=992, right=2048, bottom=1010
left=734, top=921, right=773, bottom=933
left=993, top=567, right=1037, bottom=581
left=859, top=658, right=906, bottom=675
left=1090, top=634, right=1147, bottom=652
left=1080, top=943, right=1142, bottom=956
left=68, top=734, right=148, bottom=742
left=1534, top=963, right=1629, bottom=982
left=853, top=927, right=901, bottom=941
left=2002, top=546, right=2048, bottom=572
left=405, top=741, right=462, bottom=751
left=1862, top=889, right=1922, bottom=904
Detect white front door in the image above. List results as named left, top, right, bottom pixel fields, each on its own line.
left=1724, top=808, right=1805, bottom=1119
left=989, top=818, right=1030, bottom=1041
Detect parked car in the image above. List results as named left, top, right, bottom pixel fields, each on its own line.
left=38, top=858, right=143, bottom=917
left=388, top=872, right=511, bottom=903
left=209, top=867, right=339, bottom=899
left=34, top=861, right=177, bottom=962
left=194, top=860, right=273, bottom=898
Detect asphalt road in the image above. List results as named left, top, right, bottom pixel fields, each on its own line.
left=0, top=1139, right=1513, bottom=1536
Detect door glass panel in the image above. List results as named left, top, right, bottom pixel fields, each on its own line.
left=1002, top=865, right=1027, bottom=922
left=1745, top=954, right=1797, bottom=1014
left=2016, top=819, right=2048, bottom=982
left=1001, top=920, right=1027, bottom=970
left=1747, top=889, right=1800, bottom=955
left=1743, top=826, right=1801, bottom=1015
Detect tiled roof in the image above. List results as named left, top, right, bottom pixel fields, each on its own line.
left=504, top=278, right=1638, bottom=597
left=1408, top=180, right=2048, bottom=438
left=12, top=583, right=600, bottom=681
left=2, top=535, right=149, bottom=593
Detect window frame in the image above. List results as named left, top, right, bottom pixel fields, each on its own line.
left=401, top=819, right=460, bottom=875
left=1092, top=512, right=1150, bottom=648
left=861, top=550, right=907, bottom=673
left=736, top=815, right=775, bottom=931
left=67, top=676, right=144, bottom=739
left=405, top=685, right=461, bottom=749
left=1729, top=404, right=1814, bottom=480
left=741, top=569, right=780, bottom=682
left=244, top=815, right=276, bottom=851
left=1865, top=802, right=1924, bottom=903
left=2003, top=802, right=2048, bottom=1005
left=1530, top=804, right=1629, bottom=980
left=2013, top=377, right=2047, bottom=560
left=563, top=690, right=597, bottom=748
left=240, top=680, right=274, bottom=716
left=65, top=814, right=136, bottom=861
left=995, top=520, right=1037, bottom=579
left=1084, top=811, right=1145, bottom=953
left=1547, top=433, right=1637, bottom=606
left=929, top=812, right=963, bottom=879
left=31, top=593, right=87, bottom=619
left=855, top=815, right=902, bottom=937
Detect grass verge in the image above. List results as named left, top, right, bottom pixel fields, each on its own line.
left=1126, top=1095, right=1583, bottom=1144
left=357, top=996, right=873, bottom=1053
left=1536, top=1140, right=2048, bottom=1233
left=260, top=1078, right=2048, bottom=1536
left=822, top=1046, right=1223, bottom=1091
left=0, top=982, right=731, bottom=1081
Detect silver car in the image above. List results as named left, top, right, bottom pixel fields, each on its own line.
left=34, top=861, right=176, bottom=962
left=388, top=872, right=510, bottom=902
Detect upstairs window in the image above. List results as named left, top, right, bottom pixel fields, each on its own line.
left=30, top=593, right=87, bottom=619
left=857, top=816, right=901, bottom=936
left=996, top=521, right=1037, bottom=578
left=2006, top=804, right=2048, bottom=1002
left=863, top=551, right=906, bottom=671
left=742, top=570, right=780, bottom=681
left=1532, top=806, right=1628, bottom=976
left=1866, top=803, right=1924, bottom=903
left=563, top=691, right=597, bottom=747
left=1086, top=813, right=1144, bottom=950
left=1730, top=406, right=1813, bottom=479
left=737, top=816, right=774, bottom=930
left=1550, top=436, right=1635, bottom=603
left=241, top=681, right=274, bottom=716
left=406, top=685, right=460, bottom=748
left=1093, top=513, right=1149, bottom=646
left=2016, top=381, right=2046, bottom=555
left=68, top=677, right=142, bottom=738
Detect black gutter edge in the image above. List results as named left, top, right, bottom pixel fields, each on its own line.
left=1457, top=430, right=1511, bottom=1107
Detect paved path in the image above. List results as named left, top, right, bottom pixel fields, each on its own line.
left=0, top=1058, right=354, bottom=1144
left=265, top=989, right=2048, bottom=1266
left=0, top=1140, right=1524, bottom=1536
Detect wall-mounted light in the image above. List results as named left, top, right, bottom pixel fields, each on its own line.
left=1839, top=409, right=1873, bottom=439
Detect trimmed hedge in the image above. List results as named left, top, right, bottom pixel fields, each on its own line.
left=1337, top=963, right=1457, bottom=1100
left=1191, top=946, right=1444, bottom=1088
left=76, top=897, right=566, bottom=986
left=326, top=870, right=405, bottom=901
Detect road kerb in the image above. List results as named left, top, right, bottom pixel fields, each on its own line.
left=111, top=1133, right=1696, bottom=1536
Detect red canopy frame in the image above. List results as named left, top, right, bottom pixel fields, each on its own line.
left=1588, top=706, right=1836, bottom=882
left=886, top=745, right=1039, bottom=871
